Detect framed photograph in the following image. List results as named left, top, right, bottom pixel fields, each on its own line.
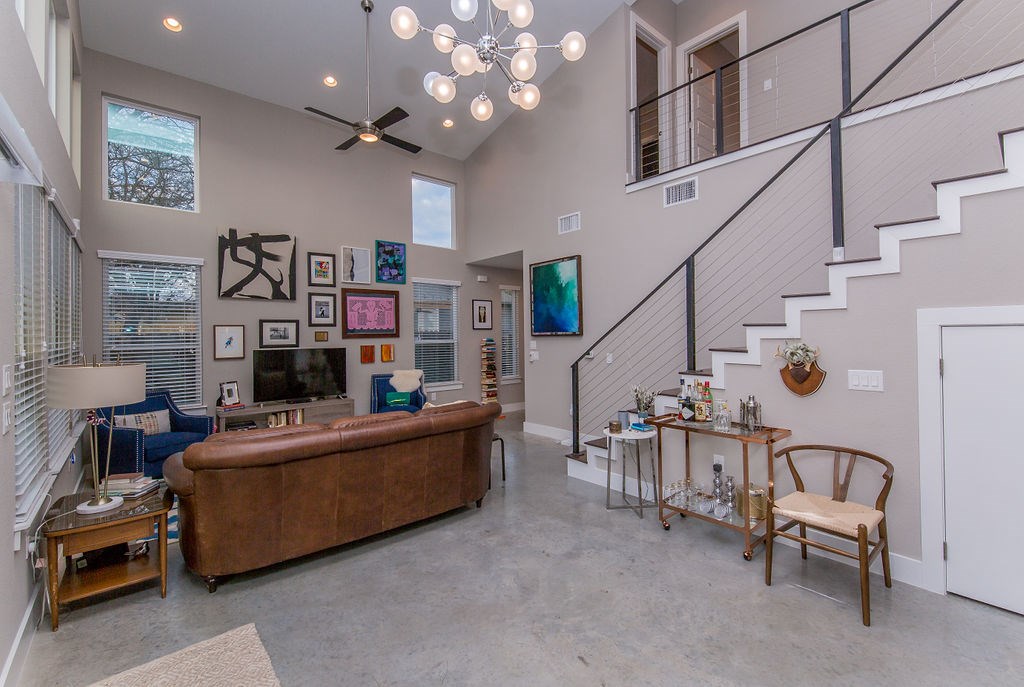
left=375, top=240, right=407, bottom=284
left=213, top=324, right=245, bottom=360
left=380, top=343, right=395, bottom=363
left=218, top=228, right=296, bottom=300
left=259, top=319, right=300, bottom=348
left=341, top=288, right=400, bottom=338
left=314, top=330, right=329, bottom=343
left=472, top=299, right=493, bottom=330
left=218, top=380, right=240, bottom=406
left=308, top=292, right=337, bottom=327
left=530, top=255, right=583, bottom=336
left=360, top=345, right=375, bottom=364
left=341, top=246, right=372, bottom=284
left=307, top=252, right=336, bottom=287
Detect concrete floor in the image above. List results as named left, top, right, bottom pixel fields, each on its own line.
left=19, top=411, right=1024, bottom=686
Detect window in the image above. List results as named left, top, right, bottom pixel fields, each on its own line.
left=13, top=184, right=82, bottom=529
left=500, top=287, right=521, bottom=380
left=103, top=97, right=198, bottom=211
left=101, top=252, right=203, bottom=407
left=411, top=175, right=454, bottom=248
left=414, top=279, right=460, bottom=387
left=46, top=2, right=56, bottom=114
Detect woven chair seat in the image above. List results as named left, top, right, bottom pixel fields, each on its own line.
left=773, top=491, right=883, bottom=538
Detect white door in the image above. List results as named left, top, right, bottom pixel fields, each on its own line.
left=942, top=325, right=1024, bottom=614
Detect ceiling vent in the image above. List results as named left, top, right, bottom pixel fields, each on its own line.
left=557, top=211, right=581, bottom=235
left=664, top=176, right=698, bottom=208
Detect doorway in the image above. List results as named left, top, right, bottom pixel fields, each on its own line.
left=940, top=324, right=1024, bottom=615
left=679, top=14, right=746, bottom=164
left=630, top=13, right=672, bottom=181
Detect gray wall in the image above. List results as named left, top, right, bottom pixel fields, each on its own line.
left=80, top=50, right=524, bottom=416
left=0, top=1, right=83, bottom=682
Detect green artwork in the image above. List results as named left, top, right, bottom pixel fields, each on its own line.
left=530, top=256, right=582, bottom=336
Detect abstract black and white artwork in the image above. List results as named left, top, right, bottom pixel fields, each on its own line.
left=218, top=228, right=297, bottom=300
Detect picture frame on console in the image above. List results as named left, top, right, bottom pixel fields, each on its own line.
left=259, top=319, right=300, bottom=348
left=307, top=251, right=336, bottom=287
left=308, top=292, right=337, bottom=327
left=218, top=380, right=241, bottom=407
left=213, top=324, right=245, bottom=360
left=341, top=288, right=399, bottom=338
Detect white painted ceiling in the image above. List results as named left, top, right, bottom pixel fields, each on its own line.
left=79, top=0, right=626, bottom=160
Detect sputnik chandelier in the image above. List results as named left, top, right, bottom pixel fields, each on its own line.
left=390, top=0, right=587, bottom=121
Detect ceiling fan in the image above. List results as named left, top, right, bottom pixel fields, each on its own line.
left=305, top=0, right=421, bottom=154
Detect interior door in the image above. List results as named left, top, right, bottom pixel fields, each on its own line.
left=689, top=50, right=718, bottom=163
left=942, top=324, right=1024, bottom=614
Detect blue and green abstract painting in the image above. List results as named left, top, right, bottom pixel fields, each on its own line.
left=531, top=257, right=581, bottom=335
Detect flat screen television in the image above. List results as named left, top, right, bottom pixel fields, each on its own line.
left=252, top=347, right=346, bottom=403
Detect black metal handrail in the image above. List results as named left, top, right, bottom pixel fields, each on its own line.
left=573, top=0, right=968, bottom=455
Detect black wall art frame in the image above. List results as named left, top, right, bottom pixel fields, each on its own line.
left=218, top=228, right=297, bottom=300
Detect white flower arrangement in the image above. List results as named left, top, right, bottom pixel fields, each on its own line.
left=631, top=385, right=655, bottom=414
left=775, top=341, right=820, bottom=369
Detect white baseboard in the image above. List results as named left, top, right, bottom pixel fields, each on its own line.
left=523, top=422, right=571, bottom=442
left=1, top=580, right=41, bottom=687
left=499, top=402, right=525, bottom=412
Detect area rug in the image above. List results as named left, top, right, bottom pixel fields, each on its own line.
left=87, top=624, right=280, bottom=687
left=138, top=496, right=178, bottom=545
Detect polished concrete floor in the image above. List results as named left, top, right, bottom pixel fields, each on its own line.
left=20, top=411, right=1024, bottom=686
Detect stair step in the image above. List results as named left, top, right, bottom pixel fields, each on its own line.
left=931, top=168, right=1006, bottom=188
left=781, top=291, right=830, bottom=299
left=679, top=369, right=714, bottom=377
left=708, top=346, right=748, bottom=353
left=743, top=322, right=786, bottom=327
left=998, top=126, right=1024, bottom=158
left=825, top=256, right=881, bottom=267
left=566, top=452, right=587, bottom=463
left=584, top=437, right=608, bottom=450
left=875, top=215, right=939, bottom=229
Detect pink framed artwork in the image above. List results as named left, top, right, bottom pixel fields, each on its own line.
left=341, top=288, right=400, bottom=338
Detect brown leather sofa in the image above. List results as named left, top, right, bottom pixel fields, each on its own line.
left=163, top=401, right=500, bottom=591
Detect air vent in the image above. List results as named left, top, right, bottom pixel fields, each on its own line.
left=558, top=211, right=581, bottom=235
left=664, top=177, right=697, bottom=208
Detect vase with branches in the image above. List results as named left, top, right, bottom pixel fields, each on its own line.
left=631, top=385, right=655, bottom=418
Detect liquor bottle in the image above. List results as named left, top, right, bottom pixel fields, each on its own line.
left=705, top=382, right=715, bottom=423
left=678, top=385, right=695, bottom=421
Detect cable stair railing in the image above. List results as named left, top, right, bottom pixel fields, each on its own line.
left=571, top=0, right=1024, bottom=456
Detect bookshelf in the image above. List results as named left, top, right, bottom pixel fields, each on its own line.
left=215, top=397, right=354, bottom=431
left=481, top=338, right=498, bottom=405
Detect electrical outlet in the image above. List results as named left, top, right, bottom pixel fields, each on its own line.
left=763, top=78, right=773, bottom=91
left=2, top=364, right=11, bottom=395
left=2, top=402, right=11, bottom=435
left=430, top=392, right=437, bottom=401
left=605, top=353, right=614, bottom=364
left=713, top=454, right=725, bottom=472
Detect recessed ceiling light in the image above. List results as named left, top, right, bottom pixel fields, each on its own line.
left=323, top=75, right=338, bottom=88
left=162, top=17, right=182, bottom=32
left=442, top=119, right=454, bottom=128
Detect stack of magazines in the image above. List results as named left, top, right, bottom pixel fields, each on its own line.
left=100, top=472, right=161, bottom=499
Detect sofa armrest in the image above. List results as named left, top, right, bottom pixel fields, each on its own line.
left=171, top=410, right=214, bottom=435
left=163, top=451, right=193, bottom=497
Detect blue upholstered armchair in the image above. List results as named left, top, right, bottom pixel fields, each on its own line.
left=370, top=371, right=426, bottom=414
left=96, top=390, right=214, bottom=477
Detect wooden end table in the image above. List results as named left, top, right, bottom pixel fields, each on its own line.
left=42, top=488, right=172, bottom=630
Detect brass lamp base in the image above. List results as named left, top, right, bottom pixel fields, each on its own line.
left=76, top=494, right=124, bottom=515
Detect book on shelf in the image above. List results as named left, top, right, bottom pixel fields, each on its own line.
left=220, top=403, right=246, bottom=412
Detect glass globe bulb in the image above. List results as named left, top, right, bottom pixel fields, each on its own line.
left=510, top=50, right=537, bottom=81
left=390, top=6, right=419, bottom=40
left=452, top=43, right=479, bottom=76
left=508, top=0, right=534, bottom=28
left=433, top=24, right=457, bottom=53
left=451, top=0, right=478, bottom=22
left=515, top=32, right=537, bottom=56
left=518, top=83, right=540, bottom=110
left=560, top=31, right=587, bottom=61
left=471, top=94, right=493, bottom=121
left=492, top=0, right=515, bottom=11
left=431, top=75, right=457, bottom=103
left=507, top=81, right=523, bottom=105
left=423, top=71, right=441, bottom=95
left=475, top=59, right=493, bottom=74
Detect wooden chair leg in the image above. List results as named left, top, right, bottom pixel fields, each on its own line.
left=799, top=522, right=808, bottom=559
left=878, top=518, right=892, bottom=588
left=858, top=524, right=871, bottom=626
left=765, top=509, right=775, bottom=586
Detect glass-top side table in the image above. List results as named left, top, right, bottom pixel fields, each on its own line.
left=603, top=427, right=659, bottom=518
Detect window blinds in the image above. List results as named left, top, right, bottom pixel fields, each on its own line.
left=102, top=256, right=202, bottom=406
left=47, top=203, right=81, bottom=466
left=500, top=288, right=521, bottom=380
left=413, top=280, right=459, bottom=385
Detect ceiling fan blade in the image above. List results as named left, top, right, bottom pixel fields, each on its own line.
left=335, top=135, right=361, bottom=151
left=373, top=107, right=409, bottom=131
left=305, top=106, right=357, bottom=128
left=381, top=133, right=422, bottom=155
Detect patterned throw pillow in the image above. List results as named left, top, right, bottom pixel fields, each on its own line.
left=114, top=409, right=172, bottom=435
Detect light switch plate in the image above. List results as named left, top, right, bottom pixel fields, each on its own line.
left=2, top=402, right=11, bottom=435
left=848, top=369, right=884, bottom=392
left=1, top=364, right=11, bottom=396
left=763, top=78, right=773, bottom=91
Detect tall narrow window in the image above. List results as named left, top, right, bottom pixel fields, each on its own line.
left=101, top=253, right=203, bottom=407
left=500, top=287, right=521, bottom=380
left=47, top=204, right=82, bottom=468
left=411, top=175, right=454, bottom=248
left=103, top=96, right=199, bottom=211
left=413, top=279, right=460, bottom=386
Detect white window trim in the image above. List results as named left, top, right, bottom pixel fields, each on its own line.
left=101, top=94, right=201, bottom=213
left=411, top=173, right=456, bottom=250
left=499, top=284, right=522, bottom=382
left=97, top=249, right=205, bottom=266
left=412, top=276, right=461, bottom=287
left=413, top=277, right=461, bottom=388
left=425, top=382, right=464, bottom=392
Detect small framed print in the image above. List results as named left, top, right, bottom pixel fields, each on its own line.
left=360, top=345, right=375, bottom=364
left=308, top=252, right=336, bottom=287
left=380, top=343, right=395, bottom=363
left=308, top=292, right=337, bottom=327
left=213, top=324, right=245, bottom=360
left=259, top=319, right=299, bottom=348
left=472, top=299, right=493, bottom=330
left=218, top=380, right=240, bottom=406
left=375, top=240, right=407, bottom=284
left=341, top=246, right=372, bottom=284
left=314, top=330, right=329, bottom=343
